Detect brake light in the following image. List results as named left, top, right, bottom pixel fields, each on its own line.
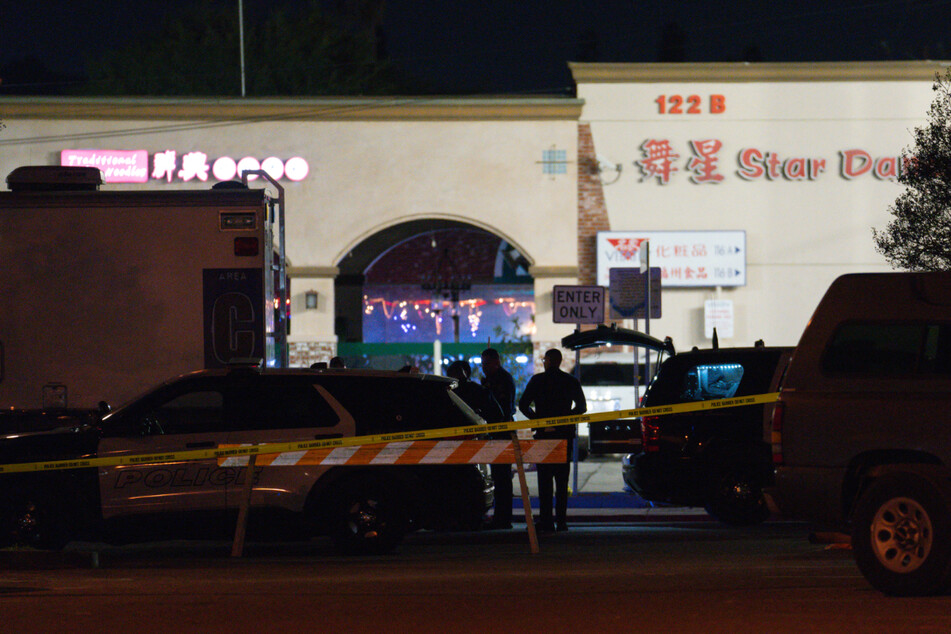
left=641, top=416, right=661, bottom=452
left=770, top=400, right=784, bottom=465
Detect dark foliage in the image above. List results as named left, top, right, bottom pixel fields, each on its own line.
left=84, top=1, right=404, bottom=97
left=875, top=70, right=951, bottom=271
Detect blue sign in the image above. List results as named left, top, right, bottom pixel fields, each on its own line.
left=609, top=267, right=662, bottom=320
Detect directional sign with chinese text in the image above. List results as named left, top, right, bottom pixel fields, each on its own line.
left=597, top=231, right=746, bottom=288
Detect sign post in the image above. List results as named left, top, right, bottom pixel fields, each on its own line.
left=642, top=241, right=653, bottom=382
left=551, top=285, right=606, bottom=497
left=610, top=250, right=663, bottom=400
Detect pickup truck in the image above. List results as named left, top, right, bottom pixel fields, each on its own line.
left=770, top=272, right=951, bottom=596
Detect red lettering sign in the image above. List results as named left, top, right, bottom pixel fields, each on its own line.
left=637, top=139, right=680, bottom=185
left=687, top=139, right=725, bottom=184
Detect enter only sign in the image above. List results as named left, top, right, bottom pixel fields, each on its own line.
left=552, top=285, right=605, bottom=324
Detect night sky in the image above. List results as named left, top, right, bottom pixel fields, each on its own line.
left=2, top=0, right=951, bottom=95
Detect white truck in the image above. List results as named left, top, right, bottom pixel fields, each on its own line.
left=0, top=165, right=288, bottom=415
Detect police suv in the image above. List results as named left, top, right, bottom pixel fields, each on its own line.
left=0, top=366, right=493, bottom=554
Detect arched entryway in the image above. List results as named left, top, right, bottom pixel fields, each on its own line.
left=334, top=219, right=534, bottom=377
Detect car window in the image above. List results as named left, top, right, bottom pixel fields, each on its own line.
left=679, top=364, right=744, bottom=401
left=318, top=376, right=471, bottom=434
left=154, top=390, right=224, bottom=434
left=448, top=390, right=486, bottom=426
left=230, top=377, right=342, bottom=431
left=580, top=363, right=635, bottom=386
left=822, top=322, right=951, bottom=375
left=109, top=382, right=227, bottom=437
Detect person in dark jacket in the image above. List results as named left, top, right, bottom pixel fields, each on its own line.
left=446, top=360, right=504, bottom=427
left=480, top=348, right=517, bottom=529
left=518, top=348, right=586, bottom=532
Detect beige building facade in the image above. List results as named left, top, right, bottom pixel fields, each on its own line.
left=572, top=61, right=948, bottom=350
left=1, top=60, right=946, bottom=368
left=0, top=97, right=583, bottom=366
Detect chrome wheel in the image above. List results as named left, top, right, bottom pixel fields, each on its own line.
left=853, top=474, right=951, bottom=596
left=870, top=496, right=933, bottom=574
left=344, top=497, right=386, bottom=541
left=704, top=468, right=770, bottom=526
left=331, top=480, right=406, bottom=555
left=0, top=491, right=69, bottom=549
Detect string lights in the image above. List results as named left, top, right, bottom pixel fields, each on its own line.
left=363, top=294, right=535, bottom=341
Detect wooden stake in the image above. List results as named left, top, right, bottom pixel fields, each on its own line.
left=510, top=431, right=539, bottom=554
left=231, top=453, right=258, bottom=558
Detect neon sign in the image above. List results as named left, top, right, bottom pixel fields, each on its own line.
left=61, top=149, right=309, bottom=184
left=61, top=150, right=149, bottom=183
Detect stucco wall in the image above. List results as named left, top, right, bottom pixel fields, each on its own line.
left=572, top=61, right=948, bottom=350
left=0, top=98, right=582, bottom=362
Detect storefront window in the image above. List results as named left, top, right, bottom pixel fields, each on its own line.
left=362, top=283, right=534, bottom=344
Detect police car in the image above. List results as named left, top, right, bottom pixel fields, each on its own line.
left=0, top=366, right=493, bottom=554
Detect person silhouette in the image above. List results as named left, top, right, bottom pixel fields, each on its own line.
left=480, top=348, right=517, bottom=529
left=518, top=348, right=586, bottom=532
left=447, top=360, right=504, bottom=427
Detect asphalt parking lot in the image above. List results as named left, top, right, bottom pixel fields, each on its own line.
left=6, top=521, right=948, bottom=633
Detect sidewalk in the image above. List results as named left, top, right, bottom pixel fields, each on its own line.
left=504, top=454, right=709, bottom=523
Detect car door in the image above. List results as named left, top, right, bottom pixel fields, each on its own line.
left=224, top=375, right=355, bottom=511
left=97, top=377, right=231, bottom=519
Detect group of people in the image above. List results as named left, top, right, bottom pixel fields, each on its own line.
left=310, top=357, right=346, bottom=370
left=447, top=347, right=587, bottom=534
left=314, top=348, right=586, bottom=532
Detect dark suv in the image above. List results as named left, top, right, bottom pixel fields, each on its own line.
left=623, top=344, right=792, bottom=525
left=0, top=367, right=493, bottom=554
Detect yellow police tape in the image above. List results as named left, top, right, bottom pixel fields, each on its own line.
left=0, top=392, right=780, bottom=475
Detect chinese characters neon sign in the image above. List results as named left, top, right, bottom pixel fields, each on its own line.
left=61, top=150, right=309, bottom=184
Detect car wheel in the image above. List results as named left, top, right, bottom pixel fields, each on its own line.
left=330, top=478, right=406, bottom=555
left=0, top=488, right=71, bottom=549
left=704, top=467, right=771, bottom=526
left=852, top=473, right=951, bottom=596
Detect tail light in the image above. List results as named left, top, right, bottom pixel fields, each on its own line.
left=641, top=416, right=661, bottom=453
left=770, top=400, right=784, bottom=465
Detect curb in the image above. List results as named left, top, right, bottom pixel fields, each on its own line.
left=506, top=493, right=712, bottom=522
left=0, top=549, right=99, bottom=569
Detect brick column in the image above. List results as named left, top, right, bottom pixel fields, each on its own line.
left=578, top=123, right=611, bottom=286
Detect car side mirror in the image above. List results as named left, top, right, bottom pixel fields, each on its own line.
left=140, top=413, right=164, bottom=436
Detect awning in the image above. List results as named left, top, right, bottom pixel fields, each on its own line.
left=561, top=324, right=674, bottom=354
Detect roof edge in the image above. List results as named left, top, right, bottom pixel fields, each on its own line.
left=569, top=61, right=951, bottom=83
left=0, top=96, right=584, bottom=122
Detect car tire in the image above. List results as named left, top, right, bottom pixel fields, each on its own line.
left=852, top=473, right=951, bottom=596
left=704, top=467, right=771, bottom=526
left=0, top=487, right=71, bottom=550
left=330, top=477, right=407, bottom=555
